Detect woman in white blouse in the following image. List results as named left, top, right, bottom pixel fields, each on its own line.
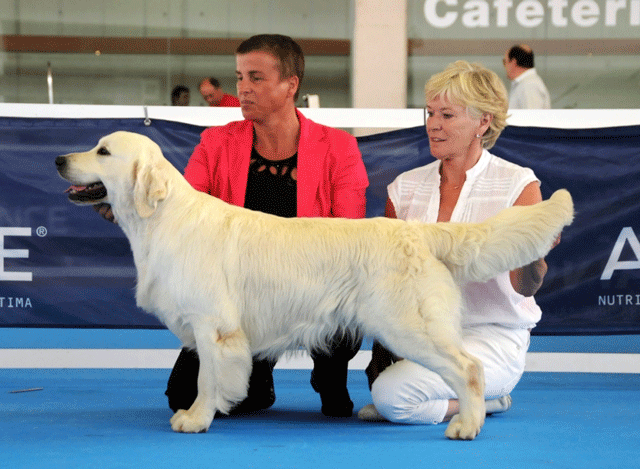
left=359, top=60, right=558, bottom=425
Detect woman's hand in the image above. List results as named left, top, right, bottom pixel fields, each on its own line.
left=93, top=203, right=117, bottom=224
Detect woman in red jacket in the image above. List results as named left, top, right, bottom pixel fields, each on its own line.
left=165, top=34, right=369, bottom=418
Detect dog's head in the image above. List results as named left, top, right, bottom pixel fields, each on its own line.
left=56, top=131, right=169, bottom=218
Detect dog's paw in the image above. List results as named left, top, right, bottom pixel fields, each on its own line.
left=444, top=414, right=482, bottom=440
left=170, top=409, right=213, bottom=433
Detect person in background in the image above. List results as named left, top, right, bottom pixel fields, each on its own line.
left=171, top=85, right=190, bottom=106
left=358, top=60, right=560, bottom=425
left=199, top=77, right=240, bottom=107
left=165, top=34, right=369, bottom=418
left=503, top=44, right=551, bottom=109
left=502, top=44, right=551, bottom=109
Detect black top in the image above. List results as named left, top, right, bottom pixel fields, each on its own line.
left=243, top=147, right=297, bottom=218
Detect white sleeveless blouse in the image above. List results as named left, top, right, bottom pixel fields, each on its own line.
left=388, top=149, right=542, bottom=329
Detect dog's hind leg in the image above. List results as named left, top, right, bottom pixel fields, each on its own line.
left=170, top=323, right=252, bottom=433
left=427, top=344, right=485, bottom=440
left=379, top=325, right=486, bottom=440
left=374, top=271, right=485, bottom=440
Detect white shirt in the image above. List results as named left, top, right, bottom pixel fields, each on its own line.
left=388, top=149, right=543, bottom=329
left=509, top=68, right=551, bottom=110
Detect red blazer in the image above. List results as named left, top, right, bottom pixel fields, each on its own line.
left=184, top=110, right=369, bottom=219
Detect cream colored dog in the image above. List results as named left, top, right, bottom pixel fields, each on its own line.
left=56, top=131, right=573, bottom=440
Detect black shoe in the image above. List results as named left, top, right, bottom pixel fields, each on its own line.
left=310, top=369, right=354, bottom=417
left=165, top=349, right=276, bottom=415
left=165, top=348, right=199, bottom=413
left=226, top=358, right=276, bottom=415
left=309, top=329, right=361, bottom=418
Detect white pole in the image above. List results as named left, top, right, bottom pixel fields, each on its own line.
left=47, top=62, right=54, bottom=104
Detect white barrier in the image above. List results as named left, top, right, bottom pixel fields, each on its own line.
left=2, top=103, right=640, bottom=129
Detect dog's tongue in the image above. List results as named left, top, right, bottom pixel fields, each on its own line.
left=65, top=185, right=87, bottom=194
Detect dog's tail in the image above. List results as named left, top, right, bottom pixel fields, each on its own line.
left=425, top=189, right=574, bottom=284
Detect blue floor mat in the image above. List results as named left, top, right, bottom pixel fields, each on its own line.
left=1, top=369, right=639, bottom=469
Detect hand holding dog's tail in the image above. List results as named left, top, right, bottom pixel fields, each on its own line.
left=433, top=189, right=574, bottom=283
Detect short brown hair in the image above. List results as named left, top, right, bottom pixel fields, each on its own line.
left=236, top=34, right=305, bottom=100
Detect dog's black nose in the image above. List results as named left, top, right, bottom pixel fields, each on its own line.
left=55, top=156, right=66, bottom=168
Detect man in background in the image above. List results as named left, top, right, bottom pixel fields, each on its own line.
left=171, top=85, right=190, bottom=106
left=199, top=77, right=240, bottom=107
left=503, top=45, right=551, bottom=109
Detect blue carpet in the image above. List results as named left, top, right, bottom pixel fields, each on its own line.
left=1, top=369, right=638, bottom=469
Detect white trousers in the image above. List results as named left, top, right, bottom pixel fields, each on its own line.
left=370, top=324, right=530, bottom=424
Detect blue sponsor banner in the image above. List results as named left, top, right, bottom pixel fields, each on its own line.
left=1, top=117, right=639, bottom=334
left=0, top=118, right=203, bottom=328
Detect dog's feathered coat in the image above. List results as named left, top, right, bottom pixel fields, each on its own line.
left=56, top=131, right=573, bottom=440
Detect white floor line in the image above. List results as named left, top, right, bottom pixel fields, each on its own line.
left=1, top=349, right=639, bottom=373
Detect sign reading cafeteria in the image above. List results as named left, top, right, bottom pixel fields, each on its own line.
left=423, top=0, right=640, bottom=28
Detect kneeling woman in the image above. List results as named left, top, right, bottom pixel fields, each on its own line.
left=359, top=60, right=560, bottom=424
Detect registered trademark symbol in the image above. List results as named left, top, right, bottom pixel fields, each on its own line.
left=36, top=226, right=48, bottom=237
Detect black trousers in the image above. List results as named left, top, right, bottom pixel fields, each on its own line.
left=165, top=328, right=362, bottom=417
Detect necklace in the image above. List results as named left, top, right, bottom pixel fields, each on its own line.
left=438, top=163, right=464, bottom=190
left=440, top=178, right=463, bottom=190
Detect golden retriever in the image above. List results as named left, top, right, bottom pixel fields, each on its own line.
left=55, top=131, right=573, bottom=439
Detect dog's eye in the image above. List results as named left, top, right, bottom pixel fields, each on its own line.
left=97, top=147, right=110, bottom=156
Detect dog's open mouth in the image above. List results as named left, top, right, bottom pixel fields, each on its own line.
left=64, top=182, right=108, bottom=203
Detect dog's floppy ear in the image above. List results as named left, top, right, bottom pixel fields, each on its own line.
left=133, top=156, right=168, bottom=218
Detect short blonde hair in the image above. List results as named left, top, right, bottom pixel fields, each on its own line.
left=425, top=60, right=508, bottom=149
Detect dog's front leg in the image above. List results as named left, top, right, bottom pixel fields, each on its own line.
left=170, top=324, right=252, bottom=433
